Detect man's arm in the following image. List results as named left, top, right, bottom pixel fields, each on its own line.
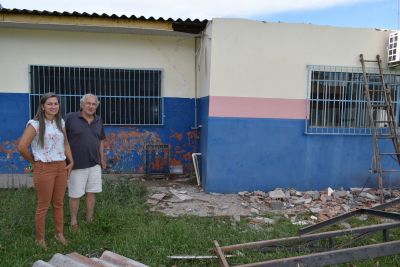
left=63, top=128, right=74, bottom=177
left=100, top=140, right=106, bottom=169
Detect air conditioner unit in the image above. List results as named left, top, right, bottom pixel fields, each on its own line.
left=388, top=31, right=400, bottom=66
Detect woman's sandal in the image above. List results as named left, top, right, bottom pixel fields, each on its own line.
left=35, top=239, right=48, bottom=250
left=54, top=233, right=68, bottom=245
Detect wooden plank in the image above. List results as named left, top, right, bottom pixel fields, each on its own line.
left=214, top=240, right=230, bottom=267
left=300, top=198, right=400, bottom=235
left=233, top=240, right=400, bottom=267
left=220, top=222, right=400, bottom=252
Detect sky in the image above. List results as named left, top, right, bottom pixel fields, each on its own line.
left=0, top=0, right=399, bottom=30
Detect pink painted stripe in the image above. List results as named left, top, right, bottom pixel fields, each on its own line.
left=209, top=96, right=307, bottom=119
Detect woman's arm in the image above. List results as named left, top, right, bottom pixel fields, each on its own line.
left=63, top=128, right=74, bottom=176
left=17, top=125, right=36, bottom=163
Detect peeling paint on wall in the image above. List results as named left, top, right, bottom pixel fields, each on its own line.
left=0, top=139, right=26, bottom=173
left=104, top=126, right=198, bottom=174
left=0, top=95, right=197, bottom=175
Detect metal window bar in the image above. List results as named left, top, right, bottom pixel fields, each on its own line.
left=29, top=65, right=163, bottom=125
left=306, top=65, right=400, bottom=135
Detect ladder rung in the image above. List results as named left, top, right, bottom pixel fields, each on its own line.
left=376, top=135, right=398, bottom=139
left=368, top=89, right=386, bottom=92
left=374, top=120, right=395, bottom=123
left=363, top=59, right=379, bottom=62
left=371, top=104, right=387, bottom=108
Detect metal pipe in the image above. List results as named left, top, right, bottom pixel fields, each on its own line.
left=192, top=153, right=201, bottom=186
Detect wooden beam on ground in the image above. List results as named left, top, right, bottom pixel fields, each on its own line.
left=300, top=198, right=400, bottom=235
left=233, top=240, right=400, bottom=267
left=214, top=240, right=230, bottom=267
left=220, top=222, right=400, bottom=252
left=299, top=210, right=361, bottom=235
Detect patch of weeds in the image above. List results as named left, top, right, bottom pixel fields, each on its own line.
left=1, top=181, right=399, bottom=267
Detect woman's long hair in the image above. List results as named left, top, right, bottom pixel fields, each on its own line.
left=34, top=92, right=63, bottom=148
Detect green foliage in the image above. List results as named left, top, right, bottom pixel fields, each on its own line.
left=0, top=180, right=399, bottom=267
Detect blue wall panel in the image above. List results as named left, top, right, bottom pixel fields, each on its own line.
left=0, top=93, right=199, bottom=174
left=0, top=93, right=30, bottom=173
left=198, top=96, right=209, bottom=185
left=103, top=97, right=198, bottom=173
left=204, top=117, right=400, bottom=193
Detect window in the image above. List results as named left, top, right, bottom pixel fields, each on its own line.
left=306, top=66, right=400, bottom=135
left=29, top=65, right=163, bottom=125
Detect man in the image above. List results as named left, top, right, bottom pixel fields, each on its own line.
left=66, top=94, right=106, bottom=229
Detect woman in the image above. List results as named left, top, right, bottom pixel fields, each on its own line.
left=18, top=92, right=74, bottom=250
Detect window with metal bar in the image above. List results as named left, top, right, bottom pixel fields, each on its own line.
left=29, top=65, right=163, bottom=125
left=306, top=66, right=400, bottom=135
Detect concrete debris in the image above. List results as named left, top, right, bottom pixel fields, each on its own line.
left=305, top=191, right=320, bottom=200
left=332, top=190, right=348, bottom=198
left=327, top=187, right=334, bottom=196
left=268, top=189, right=286, bottom=199
left=269, top=200, right=284, bottom=210
left=340, top=222, right=352, bottom=229
left=250, top=216, right=276, bottom=225
left=146, top=180, right=400, bottom=224
left=309, top=207, right=322, bottom=214
left=232, top=214, right=241, bottom=222
left=238, top=191, right=249, bottom=196
left=359, top=192, right=379, bottom=201
left=250, top=208, right=260, bottom=215
left=291, top=219, right=309, bottom=226
left=147, top=193, right=167, bottom=205
left=149, top=193, right=167, bottom=200
left=169, top=189, right=193, bottom=201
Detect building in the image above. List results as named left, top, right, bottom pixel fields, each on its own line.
left=1, top=8, right=399, bottom=192
left=0, top=8, right=206, bottom=186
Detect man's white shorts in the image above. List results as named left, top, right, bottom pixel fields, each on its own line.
left=68, top=165, right=102, bottom=198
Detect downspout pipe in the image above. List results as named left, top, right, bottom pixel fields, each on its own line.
left=192, top=153, right=201, bottom=186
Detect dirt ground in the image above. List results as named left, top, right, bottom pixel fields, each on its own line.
left=142, top=176, right=260, bottom=217
left=134, top=175, right=400, bottom=226
left=11, top=172, right=396, bottom=222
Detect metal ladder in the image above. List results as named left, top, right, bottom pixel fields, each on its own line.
left=360, top=54, right=400, bottom=203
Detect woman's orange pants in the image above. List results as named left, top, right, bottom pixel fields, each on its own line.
left=33, top=161, right=67, bottom=241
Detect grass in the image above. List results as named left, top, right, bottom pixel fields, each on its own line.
left=0, top=178, right=399, bottom=267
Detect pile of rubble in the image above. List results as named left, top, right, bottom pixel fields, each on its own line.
left=239, top=187, right=400, bottom=224
left=147, top=180, right=400, bottom=225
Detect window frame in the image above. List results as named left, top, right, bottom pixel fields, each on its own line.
left=306, top=65, right=400, bottom=135
left=29, top=65, right=164, bottom=126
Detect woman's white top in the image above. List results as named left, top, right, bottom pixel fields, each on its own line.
left=27, top=119, right=66, bottom=162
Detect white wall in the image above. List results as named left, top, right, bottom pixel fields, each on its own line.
left=209, top=18, right=389, bottom=99
left=0, top=28, right=196, bottom=98
left=196, top=21, right=213, bottom=98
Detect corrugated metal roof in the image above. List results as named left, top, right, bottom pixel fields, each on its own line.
left=0, top=8, right=208, bottom=34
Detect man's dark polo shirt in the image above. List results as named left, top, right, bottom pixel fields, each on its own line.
left=65, top=112, right=105, bottom=170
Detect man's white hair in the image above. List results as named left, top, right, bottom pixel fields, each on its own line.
left=80, top=93, right=99, bottom=107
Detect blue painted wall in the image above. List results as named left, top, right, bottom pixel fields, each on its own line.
left=4, top=92, right=399, bottom=192
left=198, top=96, right=209, bottom=185
left=0, top=93, right=30, bottom=173
left=203, top=117, right=400, bottom=193
left=0, top=93, right=198, bottom=174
